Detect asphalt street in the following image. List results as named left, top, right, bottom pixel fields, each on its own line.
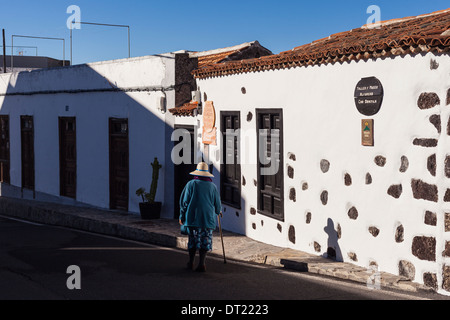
left=0, top=216, right=445, bottom=305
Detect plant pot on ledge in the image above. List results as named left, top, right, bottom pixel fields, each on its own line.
left=139, top=201, right=162, bottom=220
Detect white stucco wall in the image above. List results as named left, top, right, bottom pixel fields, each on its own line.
left=0, top=54, right=176, bottom=216
left=195, top=52, right=450, bottom=293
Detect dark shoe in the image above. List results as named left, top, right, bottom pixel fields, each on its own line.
left=195, top=265, right=206, bottom=272
left=187, top=262, right=194, bottom=270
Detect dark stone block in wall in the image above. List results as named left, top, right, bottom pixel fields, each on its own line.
left=446, top=213, right=450, bottom=232
left=242, top=176, right=246, bottom=186
left=250, top=207, right=256, bottom=215
left=387, top=184, right=403, bottom=199
left=344, top=173, right=352, bottom=186
left=314, top=241, right=321, bottom=253
left=427, top=154, right=436, bottom=177
left=348, top=207, right=359, bottom=220
left=320, top=191, right=328, bottom=205
left=348, top=252, right=358, bottom=262
left=399, top=156, right=409, bottom=173
left=413, top=138, right=438, bottom=148
left=277, top=223, right=282, bottom=233
left=443, top=241, right=450, bottom=257
left=417, top=92, right=440, bottom=110
left=320, top=160, right=330, bottom=173
left=247, top=112, right=253, bottom=122
left=374, top=156, right=386, bottom=167
left=302, top=182, right=309, bottom=190
left=425, top=211, right=437, bottom=226
left=445, top=156, right=450, bottom=178
left=287, top=165, right=294, bottom=179
left=398, top=260, right=416, bottom=280
left=412, top=236, right=436, bottom=261
left=395, top=225, right=404, bottom=243
left=369, top=226, right=380, bottom=237
left=445, top=189, right=450, bottom=202
left=423, top=273, right=438, bottom=291
left=447, top=88, right=450, bottom=106
left=289, top=188, right=296, bottom=202
left=443, top=266, right=450, bottom=292
left=411, top=179, right=438, bottom=202
left=366, top=173, right=373, bottom=185
left=447, top=117, right=450, bottom=136
left=429, top=114, right=441, bottom=134
left=305, top=212, right=312, bottom=224
left=252, top=223, right=256, bottom=230
left=337, top=223, right=341, bottom=239
left=288, top=225, right=296, bottom=244
left=288, top=153, right=296, bottom=161
left=430, top=59, right=439, bottom=70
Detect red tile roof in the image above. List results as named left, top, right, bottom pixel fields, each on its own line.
left=191, top=41, right=273, bottom=69
left=169, top=101, right=199, bottom=117
left=197, top=51, right=240, bottom=69
left=193, top=8, right=450, bottom=79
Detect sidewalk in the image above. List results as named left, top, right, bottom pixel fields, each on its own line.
left=0, top=196, right=433, bottom=294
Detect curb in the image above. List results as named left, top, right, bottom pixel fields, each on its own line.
left=0, top=196, right=434, bottom=295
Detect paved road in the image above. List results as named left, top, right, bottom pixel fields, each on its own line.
left=0, top=216, right=445, bottom=306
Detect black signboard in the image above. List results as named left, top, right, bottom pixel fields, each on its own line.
left=354, top=77, right=384, bottom=116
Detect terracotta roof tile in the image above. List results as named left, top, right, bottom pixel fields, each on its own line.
left=193, top=8, right=450, bottom=79
left=197, top=50, right=241, bottom=68
left=169, top=101, right=199, bottom=117
left=191, top=41, right=273, bottom=69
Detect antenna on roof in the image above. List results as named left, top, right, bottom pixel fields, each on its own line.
left=2, top=29, right=6, bottom=73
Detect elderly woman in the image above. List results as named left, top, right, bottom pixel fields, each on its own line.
left=179, top=162, right=222, bottom=272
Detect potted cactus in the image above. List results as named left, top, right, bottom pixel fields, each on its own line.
left=136, top=157, right=162, bottom=220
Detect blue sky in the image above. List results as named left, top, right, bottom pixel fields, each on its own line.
left=1, top=0, right=449, bottom=65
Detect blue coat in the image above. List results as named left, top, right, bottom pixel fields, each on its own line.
left=179, top=179, right=222, bottom=230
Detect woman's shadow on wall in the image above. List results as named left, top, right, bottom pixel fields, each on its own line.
left=323, top=218, right=343, bottom=262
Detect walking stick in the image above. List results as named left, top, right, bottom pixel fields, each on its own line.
left=218, top=213, right=227, bottom=264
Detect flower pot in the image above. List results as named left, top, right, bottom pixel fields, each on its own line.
left=139, top=202, right=162, bottom=220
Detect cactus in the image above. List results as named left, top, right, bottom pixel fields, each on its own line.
left=135, top=157, right=162, bottom=203
left=149, top=157, right=162, bottom=203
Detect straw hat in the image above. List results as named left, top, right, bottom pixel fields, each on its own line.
left=190, top=162, right=214, bottom=177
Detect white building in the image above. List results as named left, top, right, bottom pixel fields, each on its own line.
left=171, top=8, right=450, bottom=294
left=0, top=41, right=272, bottom=216
left=0, top=7, right=449, bottom=294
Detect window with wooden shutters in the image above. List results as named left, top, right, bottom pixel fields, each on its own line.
left=256, top=109, right=284, bottom=221
left=220, top=111, right=241, bottom=209
left=0, top=116, right=10, bottom=184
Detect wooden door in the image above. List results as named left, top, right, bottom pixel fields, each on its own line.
left=59, top=117, right=76, bottom=198
left=173, top=125, right=196, bottom=219
left=109, top=118, right=129, bottom=211
left=21, top=116, right=34, bottom=190
left=0, top=115, right=10, bottom=184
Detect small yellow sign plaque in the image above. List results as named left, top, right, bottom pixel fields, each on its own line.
left=362, top=119, right=374, bottom=147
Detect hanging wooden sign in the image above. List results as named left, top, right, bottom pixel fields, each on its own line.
left=202, top=127, right=217, bottom=146
left=203, top=101, right=216, bottom=131
left=202, top=101, right=217, bottom=145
